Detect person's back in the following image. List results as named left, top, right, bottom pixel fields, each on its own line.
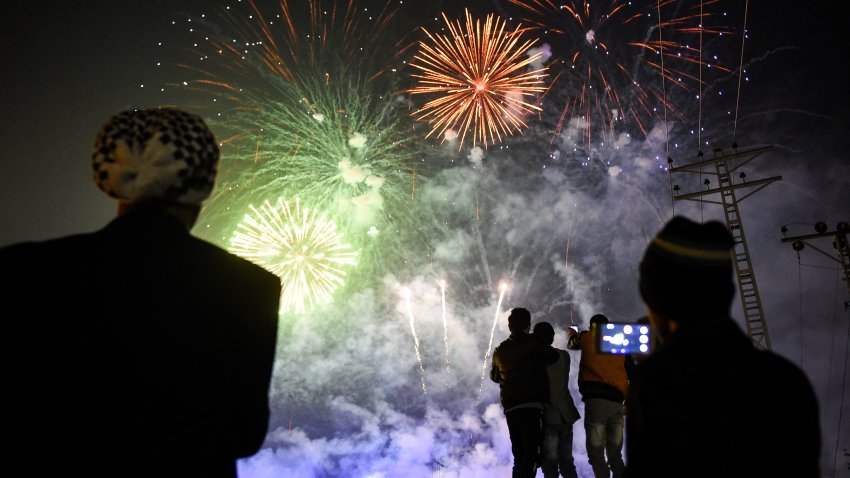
left=1, top=108, right=281, bottom=477
left=626, top=316, right=819, bottom=477
left=626, top=216, right=820, bottom=477
left=567, top=315, right=631, bottom=478
left=568, top=324, right=629, bottom=404
left=534, top=322, right=580, bottom=478
left=490, top=308, right=559, bottom=478
left=492, top=332, right=554, bottom=410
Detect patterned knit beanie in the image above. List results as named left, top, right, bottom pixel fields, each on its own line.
left=91, top=108, right=219, bottom=205
left=639, top=216, right=736, bottom=321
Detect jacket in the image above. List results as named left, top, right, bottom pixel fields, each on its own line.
left=490, top=332, right=559, bottom=410
left=1, top=209, right=281, bottom=477
left=625, top=317, right=820, bottom=478
left=567, top=329, right=632, bottom=403
left=544, top=348, right=581, bottom=425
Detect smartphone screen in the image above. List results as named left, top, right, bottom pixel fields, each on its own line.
left=596, top=321, right=652, bottom=355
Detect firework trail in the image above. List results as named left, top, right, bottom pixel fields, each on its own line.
left=229, top=197, right=357, bottom=315
left=508, top=0, right=733, bottom=146
left=408, top=9, right=549, bottom=149
left=440, top=279, right=450, bottom=376
left=476, top=281, right=509, bottom=407
left=401, top=287, right=428, bottom=398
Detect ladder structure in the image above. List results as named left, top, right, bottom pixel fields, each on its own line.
left=668, top=145, right=782, bottom=351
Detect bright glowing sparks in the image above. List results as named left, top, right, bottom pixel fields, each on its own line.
left=169, top=0, right=427, bottom=285
left=229, top=198, right=357, bottom=315
left=408, top=9, right=548, bottom=149
left=439, top=279, right=450, bottom=375
left=477, top=281, right=509, bottom=406
left=401, top=288, right=428, bottom=397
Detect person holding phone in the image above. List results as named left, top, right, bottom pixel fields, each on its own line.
left=567, top=314, right=634, bottom=478
left=626, top=216, right=820, bottom=477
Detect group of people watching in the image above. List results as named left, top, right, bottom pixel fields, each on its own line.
left=1, top=107, right=822, bottom=477
left=491, top=217, right=821, bottom=477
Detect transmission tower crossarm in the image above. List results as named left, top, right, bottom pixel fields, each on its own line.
left=672, top=175, right=782, bottom=202
left=782, top=225, right=850, bottom=299
left=669, top=145, right=773, bottom=173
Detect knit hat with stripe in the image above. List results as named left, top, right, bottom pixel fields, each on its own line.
left=639, top=216, right=736, bottom=320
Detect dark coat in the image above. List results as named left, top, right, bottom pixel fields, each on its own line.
left=625, top=317, right=820, bottom=478
left=490, top=332, right=559, bottom=410
left=1, top=210, right=281, bottom=477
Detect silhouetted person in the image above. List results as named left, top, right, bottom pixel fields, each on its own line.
left=626, top=216, right=821, bottom=477
left=567, top=314, right=634, bottom=478
left=533, top=321, right=580, bottom=478
left=491, top=307, right=559, bottom=478
left=0, top=108, right=281, bottom=477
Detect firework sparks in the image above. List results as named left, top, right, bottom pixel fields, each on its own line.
left=439, top=279, right=450, bottom=376
left=229, top=198, right=357, bottom=315
left=193, top=0, right=402, bottom=82
left=168, top=0, right=433, bottom=283
left=400, top=287, right=428, bottom=398
left=508, top=0, right=733, bottom=144
left=477, top=281, right=509, bottom=406
left=408, top=9, right=549, bottom=149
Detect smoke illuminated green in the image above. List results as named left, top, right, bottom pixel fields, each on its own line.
left=230, top=197, right=357, bottom=315
left=198, top=71, right=431, bottom=283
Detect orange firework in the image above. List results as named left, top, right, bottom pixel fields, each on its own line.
left=408, top=9, right=549, bottom=149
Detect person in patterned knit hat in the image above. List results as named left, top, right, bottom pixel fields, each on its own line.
left=625, top=216, right=820, bottom=478
left=0, top=108, right=281, bottom=477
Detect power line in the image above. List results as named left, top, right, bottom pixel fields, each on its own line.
left=732, top=0, right=750, bottom=146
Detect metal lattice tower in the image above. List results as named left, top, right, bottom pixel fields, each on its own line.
left=668, top=145, right=782, bottom=351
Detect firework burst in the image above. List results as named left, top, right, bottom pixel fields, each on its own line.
left=408, top=9, right=549, bottom=149
left=508, top=0, right=733, bottom=145
left=164, top=0, right=435, bottom=283
left=230, top=198, right=357, bottom=315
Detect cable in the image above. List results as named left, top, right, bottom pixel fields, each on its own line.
left=698, top=0, right=703, bottom=150
left=656, top=0, right=672, bottom=216
left=832, top=309, right=849, bottom=478
left=698, top=0, right=704, bottom=223
left=732, top=0, right=750, bottom=146
left=797, top=250, right=803, bottom=368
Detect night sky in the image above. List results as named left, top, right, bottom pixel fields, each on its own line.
left=2, top=1, right=848, bottom=476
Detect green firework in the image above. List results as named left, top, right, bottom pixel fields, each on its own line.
left=175, top=1, right=439, bottom=286
left=197, top=71, right=431, bottom=284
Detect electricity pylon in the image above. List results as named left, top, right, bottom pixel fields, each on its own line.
left=668, top=144, right=782, bottom=351
left=781, top=221, right=850, bottom=302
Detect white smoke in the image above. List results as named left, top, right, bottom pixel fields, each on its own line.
left=467, top=147, right=484, bottom=168
left=527, top=43, right=552, bottom=72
